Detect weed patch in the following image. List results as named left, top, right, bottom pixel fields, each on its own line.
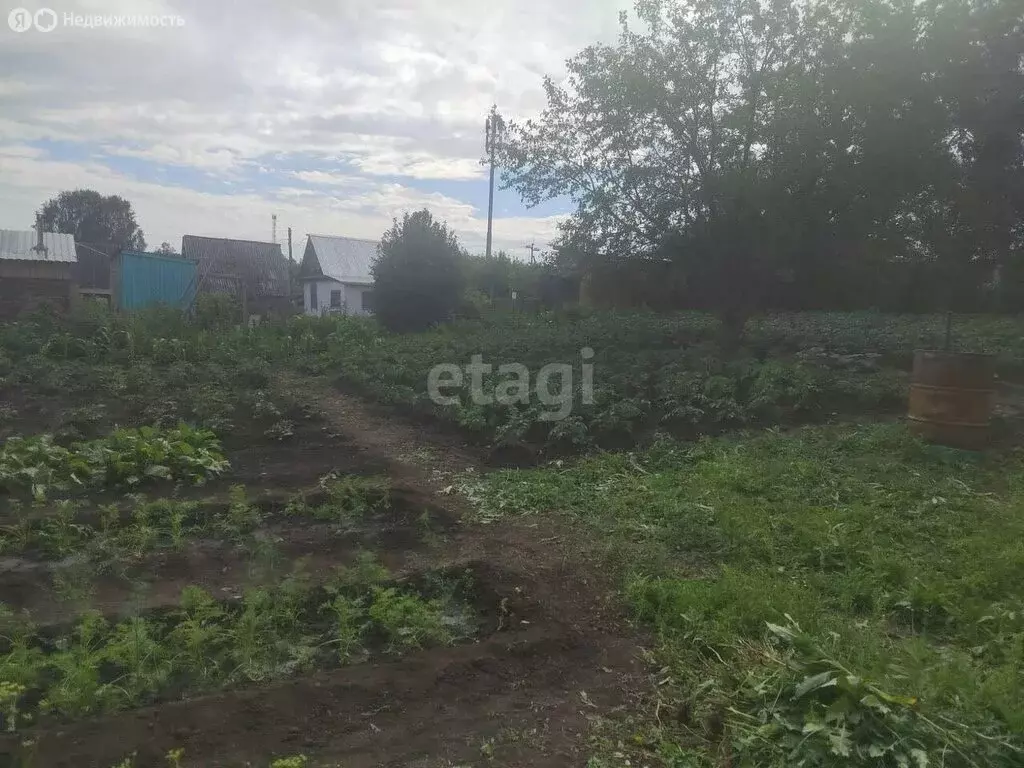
left=470, top=423, right=1024, bottom=766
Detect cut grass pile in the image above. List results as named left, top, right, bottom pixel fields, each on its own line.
left=466, top=424, right=1024, bottom=766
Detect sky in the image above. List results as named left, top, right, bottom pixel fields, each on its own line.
left=0, top=0, right=630, bottom=256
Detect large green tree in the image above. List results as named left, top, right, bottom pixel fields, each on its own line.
left=38, top=189, right=146, bottom=251
left=500, top=0, right=1023, bottom=320
left=372, top=209, right=466, bottom=332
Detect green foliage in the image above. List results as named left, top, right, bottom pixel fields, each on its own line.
left=323, top=593, right=366, bottom=663
left=285, top=474, right=391, bottom=523
left=194, top=293, right=241, bottom=330
left=0, top=681, right=26, bottom=732
left=215, top=485, right=264, bottom=537
left=0, top=435, right=90, bottom=501
left=0, top=490, right=280, bottom=578
left=500, top=0, right=1024, bottom=315
left=280, top=311, right=913, bottom=452
left=470, top=424, right=1024, bottom=766
left=368, top=586, right=453, bottom=653
left=0, top=566, right=480, bottom=727
left=725, top=618, right=1005, bottom=767
left=167, top=585, right=227, bottom=683
left=0, top=305, right=298, bottom=441
left=77, top=424, right=229, bottom=487
left=372, top=208, right=467, bottom=332
left=269, top=757, right=308, bottom=768
left=38, top=189, right=146, bottom=251
left=0, top=425, right=228, bottom=499
left=462, top=250, right=561, bottom=309
left=320, top=474, right=390, bottom=521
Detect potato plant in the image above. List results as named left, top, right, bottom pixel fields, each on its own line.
left=0, top=425, right=228, bottom=500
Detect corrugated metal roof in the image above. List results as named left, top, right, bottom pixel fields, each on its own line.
left=307, top=235, right=377, bottom=285
left=0, top=230, right=77, bottom=263
left=182, top=235, right=290, bottom=297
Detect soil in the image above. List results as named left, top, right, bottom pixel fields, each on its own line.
left=0, top=375, right=647, bottom=767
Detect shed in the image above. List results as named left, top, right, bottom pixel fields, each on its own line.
left=73, top=242, right=119, bottom=305
left=299, top=234, right=377, bottom=316
left=119, top=251, right=197, bottom=310
left=0, top=229, right=77, bottom=319
left=181, top=235, right=291, bottom=315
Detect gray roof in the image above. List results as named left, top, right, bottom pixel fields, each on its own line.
left=0, top=230, right=77, bottom=263
left=306, top=234, right=377, bottom=285
left=182, top=235, right=289, bottom=297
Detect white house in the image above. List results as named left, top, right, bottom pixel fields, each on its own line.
left=299, top=234, right=377, bottom=316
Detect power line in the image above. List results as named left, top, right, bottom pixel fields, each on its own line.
left=524, top=242, right=537, bottom=264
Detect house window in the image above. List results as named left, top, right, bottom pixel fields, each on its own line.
left=309, top=283, right=318, bottom=310
left=330, top=289, right=342, bottom=308
left=360, top=290, right=374, bottom=313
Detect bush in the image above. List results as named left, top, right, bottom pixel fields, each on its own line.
left=371, top=209, right=466, bottom=332
left=194, top=293, right=241, bottom=330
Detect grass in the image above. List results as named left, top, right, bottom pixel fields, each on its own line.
left=467, top=423, right=1024, bottom=766
left=4, top=305, right=1023, bottom=764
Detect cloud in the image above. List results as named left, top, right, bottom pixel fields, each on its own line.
left=0, top=147, right=566, bottom=253
left=0, top=0, right=626, bottom=250
left=290, top=171, right=363, bottom=187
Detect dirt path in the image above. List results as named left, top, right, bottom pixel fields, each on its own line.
left=3, top=376, right=647, bottom=767
left=267, top=374, right=649, bottom=766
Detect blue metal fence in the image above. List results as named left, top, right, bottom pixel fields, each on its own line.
left=119, top=251, right=196, bottom=310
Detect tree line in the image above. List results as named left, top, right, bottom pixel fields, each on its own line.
left=35, top=189, right=176, bottom=254
left=497, top=0, right=1024, bottom=322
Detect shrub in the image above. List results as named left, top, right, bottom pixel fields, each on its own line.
left=194, top=293, right=241, bottom=330
left=371, top=209, right=466, bottom=332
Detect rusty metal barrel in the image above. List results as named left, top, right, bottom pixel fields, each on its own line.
left=908, top=351, right=995, bottom=450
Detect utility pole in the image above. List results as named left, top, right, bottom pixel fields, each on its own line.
left=287, top=226, right=295, bottom=304
left=484, top=105, right=505, bottom=259
left=525, top=242, right=537, bottom=264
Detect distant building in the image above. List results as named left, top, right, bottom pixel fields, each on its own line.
left=0, top=228, right=77, bottom=319
left=73, top=242, right=119, bottom=305
left=299, top=234, right=376, bottom=316
left=181, top=235, right=291, bottom=315
left=118, top=250, right=197, bottom=311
